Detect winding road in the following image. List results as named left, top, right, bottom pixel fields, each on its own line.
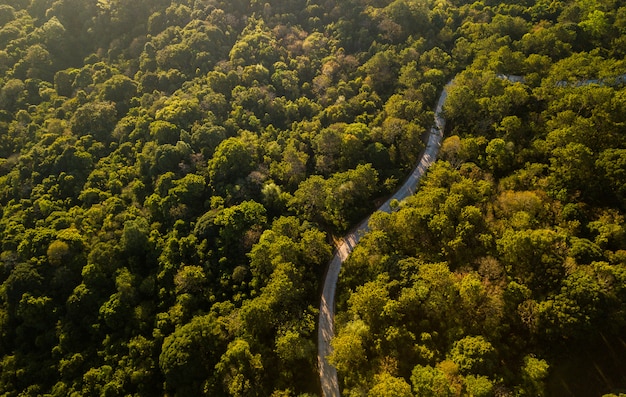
left=316, top=72, right=626, bottom=395
left=317, top=81, right=451, bottom=397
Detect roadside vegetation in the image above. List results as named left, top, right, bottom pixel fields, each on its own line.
left=0, top=0, right=625, bottom=396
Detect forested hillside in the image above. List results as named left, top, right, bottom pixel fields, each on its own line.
left=332, top=2, right=626, bottom=397
left=0, top=0, right=624, bottom=396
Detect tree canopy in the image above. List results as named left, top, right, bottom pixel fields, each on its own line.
left=0, top=0, right=625, bottom=396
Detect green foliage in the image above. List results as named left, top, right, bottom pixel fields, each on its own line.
left=448, top=336, right=496, bottom=376
left=367, top=373, right=413, bottom=397
left=332, top=6, right=626, bottom=391
left=120, top=217, right=150, bottom=257
left=70, top=101, right=118, bottom=143
left=0, top=0, right=625, bottom=395
left=411, top=364, right=457, bottom=397
left=215, top=338, right=264, bottom=397
left=160, top=313, right=226, bottom=396
left=208, top=136, right=256, bottom=196
left=291, top=163, right=379, bottom=231
left=329, top=319, right=370, bottom=387
left=521, top=355, right=549, bottom=396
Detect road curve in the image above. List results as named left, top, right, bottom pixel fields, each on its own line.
left=317, top=81, right=451, bottom=397
left=316, top=71, right=626, bottom=395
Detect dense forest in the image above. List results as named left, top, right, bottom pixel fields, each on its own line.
left=0, top=0, right=625, bottom=395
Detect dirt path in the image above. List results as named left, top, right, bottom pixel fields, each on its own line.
left=317, top=81, right=451, bottom=397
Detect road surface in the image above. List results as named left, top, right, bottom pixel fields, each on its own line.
left=317, top=81, right=451, bottom=397
left=315, top=72, right=626, bottom=396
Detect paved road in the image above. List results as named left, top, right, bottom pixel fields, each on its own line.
left=317, top=81, right=451, bottom=397
left=316, top=72, right=626, bottom=396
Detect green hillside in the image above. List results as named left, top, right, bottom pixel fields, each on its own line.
left=0, top=0, right=625, bottom=396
